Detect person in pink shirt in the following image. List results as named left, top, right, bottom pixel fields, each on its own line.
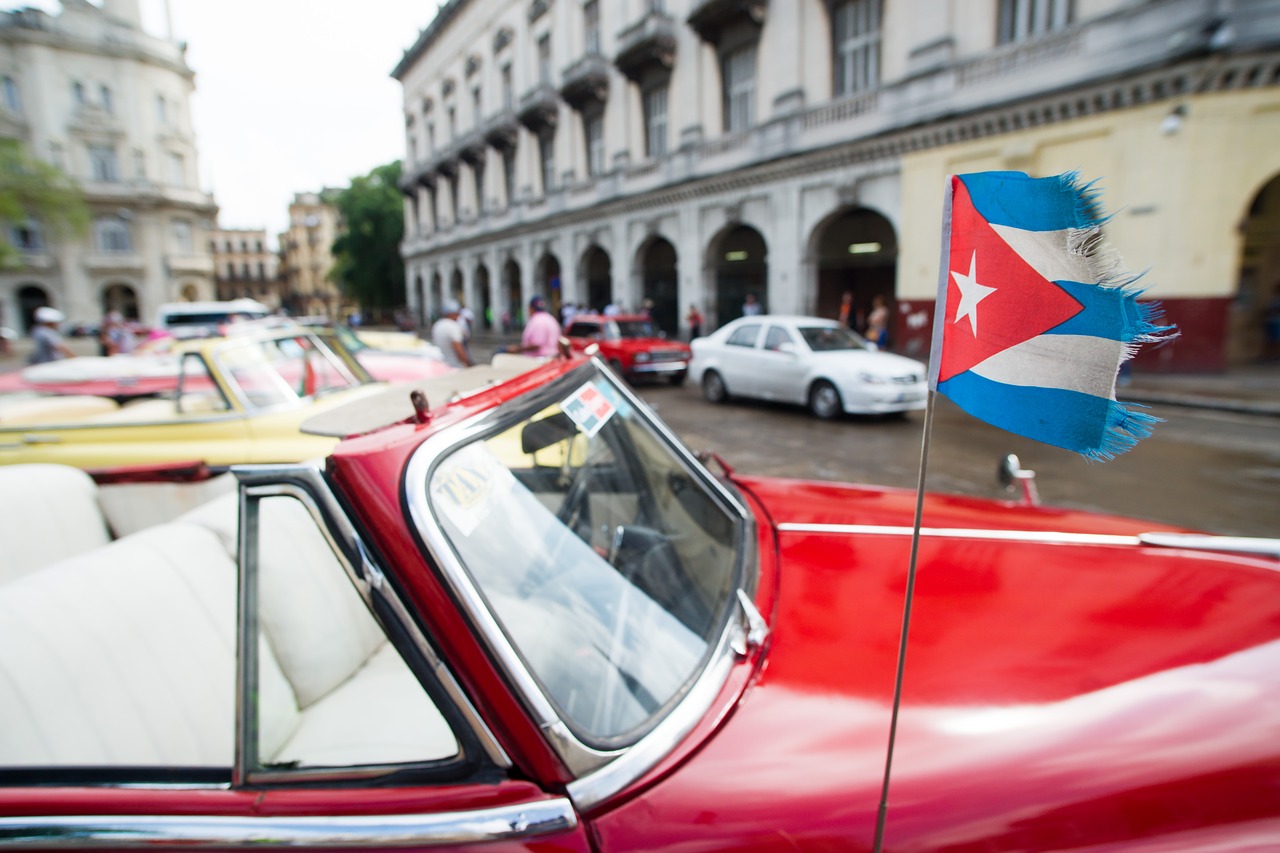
left=507, top=295, right=562, bottom=358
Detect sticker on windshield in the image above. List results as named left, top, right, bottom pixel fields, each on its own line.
left=562, top=381, right=615, bottom=437
left=431, top=444, right=513, bottom=537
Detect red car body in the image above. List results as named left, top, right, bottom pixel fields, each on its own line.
left=2, top=353, right=1277, bottom=851
left=564, top=314, right=692, bottom=383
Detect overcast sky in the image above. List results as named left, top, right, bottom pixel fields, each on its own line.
left=5, top=0, right=437, bottom=244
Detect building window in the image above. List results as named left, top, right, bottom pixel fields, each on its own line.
left=644, top=83, right=668, bottom=158
left=168, top=152, right=185, bottom=186
left=449, top=174, right=460, bottom=222
left=88, top=144, right=119, bottom=182
left=448, top=106, right=456, bottom=140
left=95, top=216, right=132, bottom=254
left=155, top=93, right=168, bottom=125
left=100, top=84, right=113, bottom=114
left=72, top=81, right=85, bottom=105
left=998, top=0, right=1072, bottom=44
left=537, top=34, right=552, bottom=85
left=538, top=128, right=555, bottom=194
left=584, top=108, right=605, bottom=176
left=472, top=85, right=482, bottom=124
left=172, top=219, right=193, bottom=253
left=473, top=160, right=486, bottom=215
left=584, top=0, right=601, bottom=54
left=502, top=149, right=516, bottom=206
left=833, top=0, right=881, bottom=96
left=501, top=65, right=514, bottom=110
left=427, top=123, right=436, bottom=154
left=722, top=44, right=756, bottom=133
left=11, top=220, right=43, bottom=252
left=2, top=76, right=21, bottom=113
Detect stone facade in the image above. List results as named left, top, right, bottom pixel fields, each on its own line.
left=211, top=227, right=281, bottom=307
left=0, top=0, right=217, bottom=333
left=277, top=191, right=347, bottom=320
left=396, top=0, right=1280, bottom=369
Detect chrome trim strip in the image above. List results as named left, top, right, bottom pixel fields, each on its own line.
left=1138, top=532, right=1280, bottom=560
left=0, top=799, right=577, bottom=849
left=232, top=464, right=512, bottom=776
left=776, top=522, right=1142, bottom=547
left=404, top=360, right=755, bottom=798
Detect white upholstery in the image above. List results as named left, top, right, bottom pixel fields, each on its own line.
left=0, top=522, right=299, bottom=766
left=96, top=474, right=236, bottom=538
left=0, top=464, right=112, bottom=583
left=181, top=493, right=386, bottom=708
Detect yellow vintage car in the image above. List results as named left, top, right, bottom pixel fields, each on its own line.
left=0, top=326, right=389, bottom=472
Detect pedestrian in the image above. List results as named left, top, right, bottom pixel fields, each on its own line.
left=28, top=306, right=75, bottom=364
left=100, top=310, right=137, bottom=356
left=457, top=304, right=475, bottom=342
left=865, top=294, right=890, bottom=349
left=742, top=292, right=761, bottom=316
left=507, top=294, right=561, bottom=358
left=837, top=291, right=853, bottom=328
left=686, top=303, right=703, bottom=339
left=431, top=300, right=474, bottom=368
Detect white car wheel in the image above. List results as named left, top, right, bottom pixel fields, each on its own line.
left=702, top=370, right=729, bottom=404
left=808, top=380, right=842, bottom=419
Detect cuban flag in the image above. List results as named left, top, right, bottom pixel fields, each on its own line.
left=930, top=171, right=1175, bottom=460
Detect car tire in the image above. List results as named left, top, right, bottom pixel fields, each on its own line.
left=808, top=380, right=842, bottom=419
left=702, top=370, right=729, bottom=403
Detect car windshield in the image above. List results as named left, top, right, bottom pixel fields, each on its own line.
left=614, top=320, right=657, bottom=339
left=798, top=325, right=871, bottom=352
left=214, top=332, right=364, bottom=409
left=423, top=368, right=745, bottom=745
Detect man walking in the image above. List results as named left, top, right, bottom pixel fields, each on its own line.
left=431, top=301, right=474, bottom=368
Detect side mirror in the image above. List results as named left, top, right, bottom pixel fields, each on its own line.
left=998, top=454, right=1040, bottom=507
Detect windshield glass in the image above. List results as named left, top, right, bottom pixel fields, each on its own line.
left=798, top=324, right=871, bottom=352
left=614, top=320, right=656, bottom=339
left=425, top=369, right=744, bottom=745
left=215, top=332, right=363, bottom=409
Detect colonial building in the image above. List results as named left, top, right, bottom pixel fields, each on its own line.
left=394, top=0, right=1280, bottom=371
left=210, top=227, right=280, bottom=306
left=277, top=190, right=345, bottom=320
left=0, top=0, right=217, bottom=332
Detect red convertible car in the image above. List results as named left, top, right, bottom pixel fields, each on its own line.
left=0, top=350, right=1277, bottom=851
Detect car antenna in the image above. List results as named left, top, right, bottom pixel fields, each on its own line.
left=410, top=389, right=431, bottom=424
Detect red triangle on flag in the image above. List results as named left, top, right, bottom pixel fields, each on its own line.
left=937, top=179, right=1084, bottom=384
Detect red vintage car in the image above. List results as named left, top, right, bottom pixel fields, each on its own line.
left=564, top=314, right=691, bottom=384
left=1, top=351, right=1277, bottom=851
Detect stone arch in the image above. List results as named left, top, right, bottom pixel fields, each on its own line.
left=580, top=245, right=612, bottom=313
left=502, top=257, right=522, bottom=330
left=17, top=283, right=51, bottom=333
left=536, top=252, right=562, bottom=315
left=635, top=236, right=678, bottom=336
left=101, top=282, right=140, bottom=321
left=472, top=262, right=492, bottom=330
left=704, top=223, right=768, bottom=329
left=1236, top=172, right=1280, bottom=365
left=808, top=205, right=899, bottom=345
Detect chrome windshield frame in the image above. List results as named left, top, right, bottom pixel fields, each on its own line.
left=404, top=359, right=755, bottom=806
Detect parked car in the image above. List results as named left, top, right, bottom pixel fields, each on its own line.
left=564, top=313, right=691, bottom=384
left=153, top=298, right=272, bottom=338
left=690, top=314, right=928, bottom=418
left=1, top=351, right=1276, bottom=850
left=0, top=325, right=390, bottom=471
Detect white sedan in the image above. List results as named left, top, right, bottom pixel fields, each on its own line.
left=689, top=315, right=928, bottom=418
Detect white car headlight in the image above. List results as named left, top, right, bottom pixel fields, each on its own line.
left=859, top=372, right=889, bottom=384
left=634, top=352, right=651, bottom=363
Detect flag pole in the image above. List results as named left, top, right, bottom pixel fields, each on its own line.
left=871, top=386, right=937, bottom=853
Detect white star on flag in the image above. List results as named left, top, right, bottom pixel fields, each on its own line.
left=950, top=250, right=996, bottom=336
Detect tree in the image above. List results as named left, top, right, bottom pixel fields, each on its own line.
left=330, top=161, right=405, bottom=316
left=0, top=138, right=88, bottom=268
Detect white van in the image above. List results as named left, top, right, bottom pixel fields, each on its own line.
left=154, top=299, right=271, bottom=336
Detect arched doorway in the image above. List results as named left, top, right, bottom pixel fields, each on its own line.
left=415, top=275, right=426, bottom=329
left=472, top=263, right=491, bottom=330
left=812, top=206, right=897, bottom=339
left=1236, top=174, right=1280, bottom=365
left=536, top=253, right=562, bottom=315
left=582, top=246, right=611, bottom=313
left=102, top=283, right=139, bottom=320
left=639, top=237, right=678, bottom=335
left=710, top=225, right=768, bottom=326
left=17, top=284, right=51, bottom=333
left=450, top=268, right=464, bottom=305
left=430, top=272, right=443, bottom=319
left=503, top=258, right=522, bottom=330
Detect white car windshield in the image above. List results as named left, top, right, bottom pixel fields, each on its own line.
left=424, top=369, right=745, bottom=745
left=798, top=325, right=872, bottom=352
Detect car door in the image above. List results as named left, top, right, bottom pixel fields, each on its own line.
left=754, top=324, right=807, bottom=403
left=717, top=322, right=765, bottom=398
left=0, top=472, right=592, bottom=852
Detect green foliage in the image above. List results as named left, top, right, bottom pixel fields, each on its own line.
left=0, top=138, right=88, bottom=267
left=330, top=161, right=406, bottom=313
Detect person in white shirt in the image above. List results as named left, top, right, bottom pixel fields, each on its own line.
left=431, top=301, right=473, bottom=368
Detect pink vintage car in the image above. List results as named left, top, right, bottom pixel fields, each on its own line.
left=0, top=351, right=1276, bottom=851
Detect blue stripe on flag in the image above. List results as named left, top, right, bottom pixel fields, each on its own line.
left=938, top=371, right=1161, bottom=461
left=1044, top=280, right=1175, bottom=344
left=959, top=172, right=1103, bottom=233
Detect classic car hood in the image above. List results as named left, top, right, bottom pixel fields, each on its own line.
left=595, top=475, right=1280, bottom=849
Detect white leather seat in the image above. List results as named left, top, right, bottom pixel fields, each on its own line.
left=0, top=464, right=112, bottom=584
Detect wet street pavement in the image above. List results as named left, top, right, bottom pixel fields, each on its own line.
left=632, top=380, right=1280, bottom=539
